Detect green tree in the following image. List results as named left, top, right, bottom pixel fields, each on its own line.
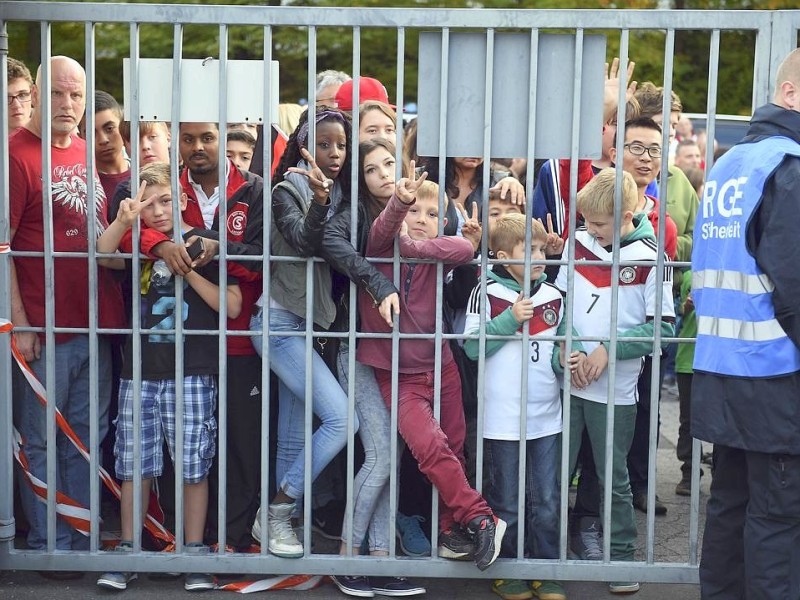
left=6, top=0, right=777, bottom=115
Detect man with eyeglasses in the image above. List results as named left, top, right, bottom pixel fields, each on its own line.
left=7, top=57, right=34, bottom=134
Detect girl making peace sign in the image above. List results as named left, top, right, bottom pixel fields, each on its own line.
left=249, top=108, right=357, bottom=558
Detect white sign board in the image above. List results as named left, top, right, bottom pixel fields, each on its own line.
left=123, top=58, right=279, bottom=124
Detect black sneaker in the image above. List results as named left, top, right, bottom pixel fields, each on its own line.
left=312, top=500, right=345, bottom=540
left=438, top=524, right=474, bottom=560
left=371, top=576, right=426, bottom=596
left=466, top=514, right=506, bottom=571
left=331, top=574, right=374, bottom=598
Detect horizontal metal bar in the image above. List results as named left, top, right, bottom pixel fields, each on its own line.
left=0, top=2, right=782, bottom=30
left=0, top=550, right=700, bottom=583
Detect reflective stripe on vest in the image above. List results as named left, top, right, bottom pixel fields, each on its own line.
left=692, top=136, right=800, bottom=377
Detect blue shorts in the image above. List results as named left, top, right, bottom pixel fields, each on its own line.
left=114, top=375, right=217, bottom=484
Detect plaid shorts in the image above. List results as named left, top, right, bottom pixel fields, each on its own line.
left=114, top=375, right=217, bottom=484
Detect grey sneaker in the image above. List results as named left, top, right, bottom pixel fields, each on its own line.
left=97, top=543, right=137, bottom=591
left=97, top=570, right=138, bottom=591
left=609, top=581, right=640, bottom=594
left=184, top=543, right=216, bottom=591
left=569, top=517, right=603, bottom=561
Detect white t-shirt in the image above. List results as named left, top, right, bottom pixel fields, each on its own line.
left=555, top=228, right=674, bottom=405
left=465, top=277, right=563, bottom=440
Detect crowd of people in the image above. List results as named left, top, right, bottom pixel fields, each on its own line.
left=5, top=46, right=800, bottom=600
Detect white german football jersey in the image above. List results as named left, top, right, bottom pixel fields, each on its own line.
left=466, top=278, right=564, bottom=440
left=555, top=228, right=674, bottom=405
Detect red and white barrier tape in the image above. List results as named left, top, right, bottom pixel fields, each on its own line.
left=3, top=317, right=326, bottom=591
left=218, top=574, right=324, bottom=593
left=1, top=318, right=173, bottom=546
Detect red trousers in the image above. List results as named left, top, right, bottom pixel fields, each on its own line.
left=374, top=360, right=493, bottom=532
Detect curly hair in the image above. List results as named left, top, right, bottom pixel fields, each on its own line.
left=272, top=107, right=352, bottom=198
left=634, top=81, right=682, bottom=118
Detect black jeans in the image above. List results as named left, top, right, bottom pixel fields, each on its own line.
left=701, top=445, right=800, bottom=599
left=627, top=355, right=665, bottom=495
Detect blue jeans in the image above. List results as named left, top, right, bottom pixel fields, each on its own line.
left=337, top=344, right=391, bottom=552
left=14, top=335, right=112, bottom=550
left=250, top=307, right=353, bottom=500
left=484, top=435, right=560, bottom=560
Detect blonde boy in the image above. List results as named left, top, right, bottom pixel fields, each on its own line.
left=95, top=162, right=242, bottom=592
left=357, top=174, right=507, bottom=571
left=555, top=168, right=674, bottom=593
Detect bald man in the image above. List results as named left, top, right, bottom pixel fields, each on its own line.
left=692, top=47, right=800, bottom=599
left=10, top=56, right=124, bottom=555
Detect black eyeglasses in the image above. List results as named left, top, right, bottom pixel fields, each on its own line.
left=624, top=142, right=662, bottom=158
left=8, top=90, right=32, bottom=105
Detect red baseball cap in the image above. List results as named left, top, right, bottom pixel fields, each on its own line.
left=334, top=77, right=395, bottom=112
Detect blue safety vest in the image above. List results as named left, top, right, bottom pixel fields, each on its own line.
left=692, top=136, right=800, bottom=377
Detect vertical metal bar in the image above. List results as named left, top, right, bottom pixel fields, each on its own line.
left=0, top=18, right=15, bottom=553
left=477, top=27, right=496, bottom=504
left=428, top=25, right=451, bottom=556
left=646, top=27, right=676, bottom=565
left=215, top=21, right=230, bottom=551
left=704, top=30, right=721, bottom=172
left=301, top=24, right=319, bottom=557
left=169, top=22, right=185, bottom=552
left=764, top=12, right=793, bottom=110
left=752, top=18, right=774, bottom=110
left=128, top=19, right=144, bottom=553
left=257, top=22, right=273, bottom=558
left=341, top=24, right=361, bottom=558
left=39, top=22, right=57, bottom=554
left=83, top=19, right=101, bottom=554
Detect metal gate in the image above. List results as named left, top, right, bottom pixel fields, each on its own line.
left=1, top=1, right=799, bottom=586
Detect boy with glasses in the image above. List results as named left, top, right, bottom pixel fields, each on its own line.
left=7, top=57, right=33, bottom=134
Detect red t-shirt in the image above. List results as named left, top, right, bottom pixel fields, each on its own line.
left=9, top=128, right=125, bottom=342
left=99, top=168, right=131, bottom=220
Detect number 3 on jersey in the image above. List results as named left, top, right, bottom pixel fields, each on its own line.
left=530, top=340, right=540, bottom=363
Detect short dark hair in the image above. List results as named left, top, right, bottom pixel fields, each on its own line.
left=613, top=116, right=662, bottom=147
left=227, top=129, right=256, bottom=149
left=94, top=90, right=122, bottom=121
left=676, top=138, right=699, bottom=153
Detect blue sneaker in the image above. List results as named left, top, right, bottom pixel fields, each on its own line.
left=395, top=513, right=431, bottom=557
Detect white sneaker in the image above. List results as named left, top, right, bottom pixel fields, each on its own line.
left=252, top=507, right=264, bottom=543
left=267, top=502, right=303, bottom=558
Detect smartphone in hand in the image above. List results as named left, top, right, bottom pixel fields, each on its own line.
left=187, top=237, right=205, bottom=261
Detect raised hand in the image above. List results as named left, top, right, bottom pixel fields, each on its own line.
left=489, top=176, right=525, bottom=206
left=396, top=159, right=428, bottom=204
left=604, top=57, right=637, bottom=123
left=287, top=147, right=335, bottom=205
left=540, top=213, right=564, bottom=256
left=456, top=201, right=482, bottom=251
left=116, top=181, right=156, bottom=228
